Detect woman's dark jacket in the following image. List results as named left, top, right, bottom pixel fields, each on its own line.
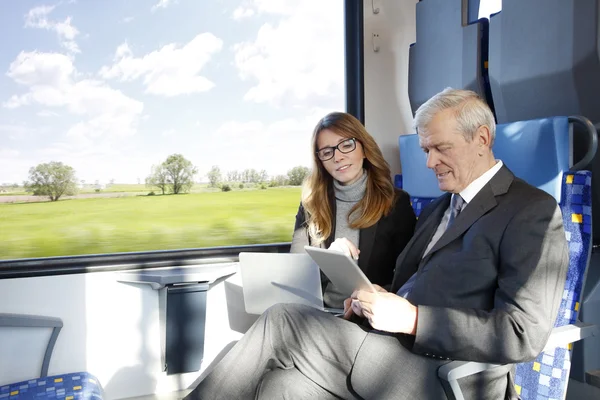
left=290, top=188, right=416, bottom=307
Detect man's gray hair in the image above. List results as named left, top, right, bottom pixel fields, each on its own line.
left=414, top=88, right=496, bottom=145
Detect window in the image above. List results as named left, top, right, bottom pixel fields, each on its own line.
left=478, top=0, right=502, bottom=19
left=0, top=1, right=345, bottom=260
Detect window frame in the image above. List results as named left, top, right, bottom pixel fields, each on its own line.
left=0, top=0, right=365, bottom=277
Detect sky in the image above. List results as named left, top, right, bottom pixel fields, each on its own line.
left=0, top=0, right=345, bottom=184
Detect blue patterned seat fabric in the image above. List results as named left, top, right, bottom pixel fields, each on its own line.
left=0, top=372, right=103, bottom=400
left=409, top=197, right=436, bottom=218
left=392, top=177, right=435, bottom=218
left=513, top=171, right=592, bottom=400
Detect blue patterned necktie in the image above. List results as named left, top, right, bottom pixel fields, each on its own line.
left=447, top=194, right=464, bottom=229
left=396, top=193, right=466, bottom=298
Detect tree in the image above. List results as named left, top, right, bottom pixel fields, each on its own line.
left=162, top=153, right=197, bottom=194
left=249, top=169, right=260, bottom=183
left=207, top=165, right=222, bottom=188
left=287, top=166, right=310, bottom=186
left=269, top=175, right=288, bottom=187
left=146, top=164, right=169, bottom=195
left=226, top=170, right=239, bottom=182
left=258, top=169, right=268, bottom=183
left=242, top=168, right=259, bottom=183
left=24, top=161, right=78, bottom=201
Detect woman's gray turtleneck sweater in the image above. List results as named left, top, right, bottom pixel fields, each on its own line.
left=324, top=170, right=368, bottom=308
left=333, top=169, right=367, bottom=247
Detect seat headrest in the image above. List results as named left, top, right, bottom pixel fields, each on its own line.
left=398, top=134, right=442, bottom=198
left=494, top=117, right=569, bottom=202
left=399, top=117, right=570, bottom=202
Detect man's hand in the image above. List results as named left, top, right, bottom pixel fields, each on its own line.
left=351, top=288, right=418, bottom=334
left=342, top=297, right=354, bottom=320
left=342, top=285, right=392, bottom=320
left=342, top=291, right=372, bottom=320
left=328, top=237, right=360, bottom=261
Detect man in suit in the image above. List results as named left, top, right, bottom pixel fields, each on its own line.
left=185, top=88, right=569, bottom=400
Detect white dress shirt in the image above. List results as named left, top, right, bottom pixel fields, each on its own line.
left=422, top=160, right=504, bottom=257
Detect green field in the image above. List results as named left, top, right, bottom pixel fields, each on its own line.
left=0, top=187, right=301, bottom=260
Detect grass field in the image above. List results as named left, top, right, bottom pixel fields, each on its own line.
left=0, top=187, right=301, bottom=260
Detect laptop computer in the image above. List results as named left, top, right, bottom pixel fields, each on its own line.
left=238, top=252, right=344, bottom=315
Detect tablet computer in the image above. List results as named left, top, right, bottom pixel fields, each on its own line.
left=304, top=246, right=377, bottom=294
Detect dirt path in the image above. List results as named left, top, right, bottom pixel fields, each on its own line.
left=0, top=192, right=143, bottom=204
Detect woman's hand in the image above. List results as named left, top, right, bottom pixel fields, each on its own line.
left=328, top=237, right=360, bottom=260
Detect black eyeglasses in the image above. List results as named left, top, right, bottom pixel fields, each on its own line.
left=316, top=138, right=357, bottom=161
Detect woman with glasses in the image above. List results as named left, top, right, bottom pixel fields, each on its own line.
left=291, top=111, right=416, bottom=309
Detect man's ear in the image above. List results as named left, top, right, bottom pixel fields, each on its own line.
left=476, top=125, right=492, bottom=148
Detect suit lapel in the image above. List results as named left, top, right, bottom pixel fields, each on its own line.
left=407, top=196, right=450, bottom=262
left=424, top=165, right=515, bottom=258
left=425, top=186, right=497, bottom=257
left=391, top=195, right=449, bottom=291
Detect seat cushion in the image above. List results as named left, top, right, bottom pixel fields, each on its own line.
left=513, top=170, right=592, bottom=399
left=0, top=372, right=103, bottom=399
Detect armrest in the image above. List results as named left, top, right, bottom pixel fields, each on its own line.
left=0, top=313, right=63, bottom=328
left=438, top=360, right=503, bottom=382
left=542, top=322, right=598, bottom=350
left=437, top=361, right=505, bottom=400
left=0, top=313, right=63, bottom=378
left=437, top=322, right=598, bottom=400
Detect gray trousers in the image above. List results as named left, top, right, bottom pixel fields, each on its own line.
left=186, top=304, right=462, bottom=400
left=184, top=303, right=480, bottom=400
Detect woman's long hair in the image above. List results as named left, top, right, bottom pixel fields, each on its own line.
left=302, top=112, right=395, bottom=244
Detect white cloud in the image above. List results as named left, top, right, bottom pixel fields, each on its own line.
left=24, top=5, right=55, bottom=26
left=37, top=110, right=60, bottom=117
left=161, top=128, right=176, bottom=137
left=0, top=125, right=51, bottom=183
left=0, top=148, right=28, bottom=184
left=249, top=0, right=296, bottom=15
left=151, top=0, right=176, bottom=12
left=3, top=95, right=28, bottom=109
left=4, top=51, right=143, bottom=139
left=195, top=108, right=333, bottom=178
left=0, top=124, right=51, bottom=142
left=0, top=125, right=24, bottom=140
left=122, top=16, right=134, bottom=23
left=232, top=6, right=255, bottom=20
left=99, top=33, right=223, bottom=97
left=7, top=51, right=74, bottom=87
left=232, top=0, right=344, bottom=108
left=0, top=148, right=20, bottom=158
left=24, top=5, right=80, bottom=53
left=24, top=141, right=152, bottom=184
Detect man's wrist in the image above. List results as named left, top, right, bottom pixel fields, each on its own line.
left=408, top=304, right=418, bottom=335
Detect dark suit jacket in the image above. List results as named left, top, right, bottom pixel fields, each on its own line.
left=351, top=166, right=569, bottom=400
left=290, top=188, right=416, bottom=307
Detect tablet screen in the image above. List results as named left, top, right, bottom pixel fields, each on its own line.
left=304, top=246, right=376, bottom=295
